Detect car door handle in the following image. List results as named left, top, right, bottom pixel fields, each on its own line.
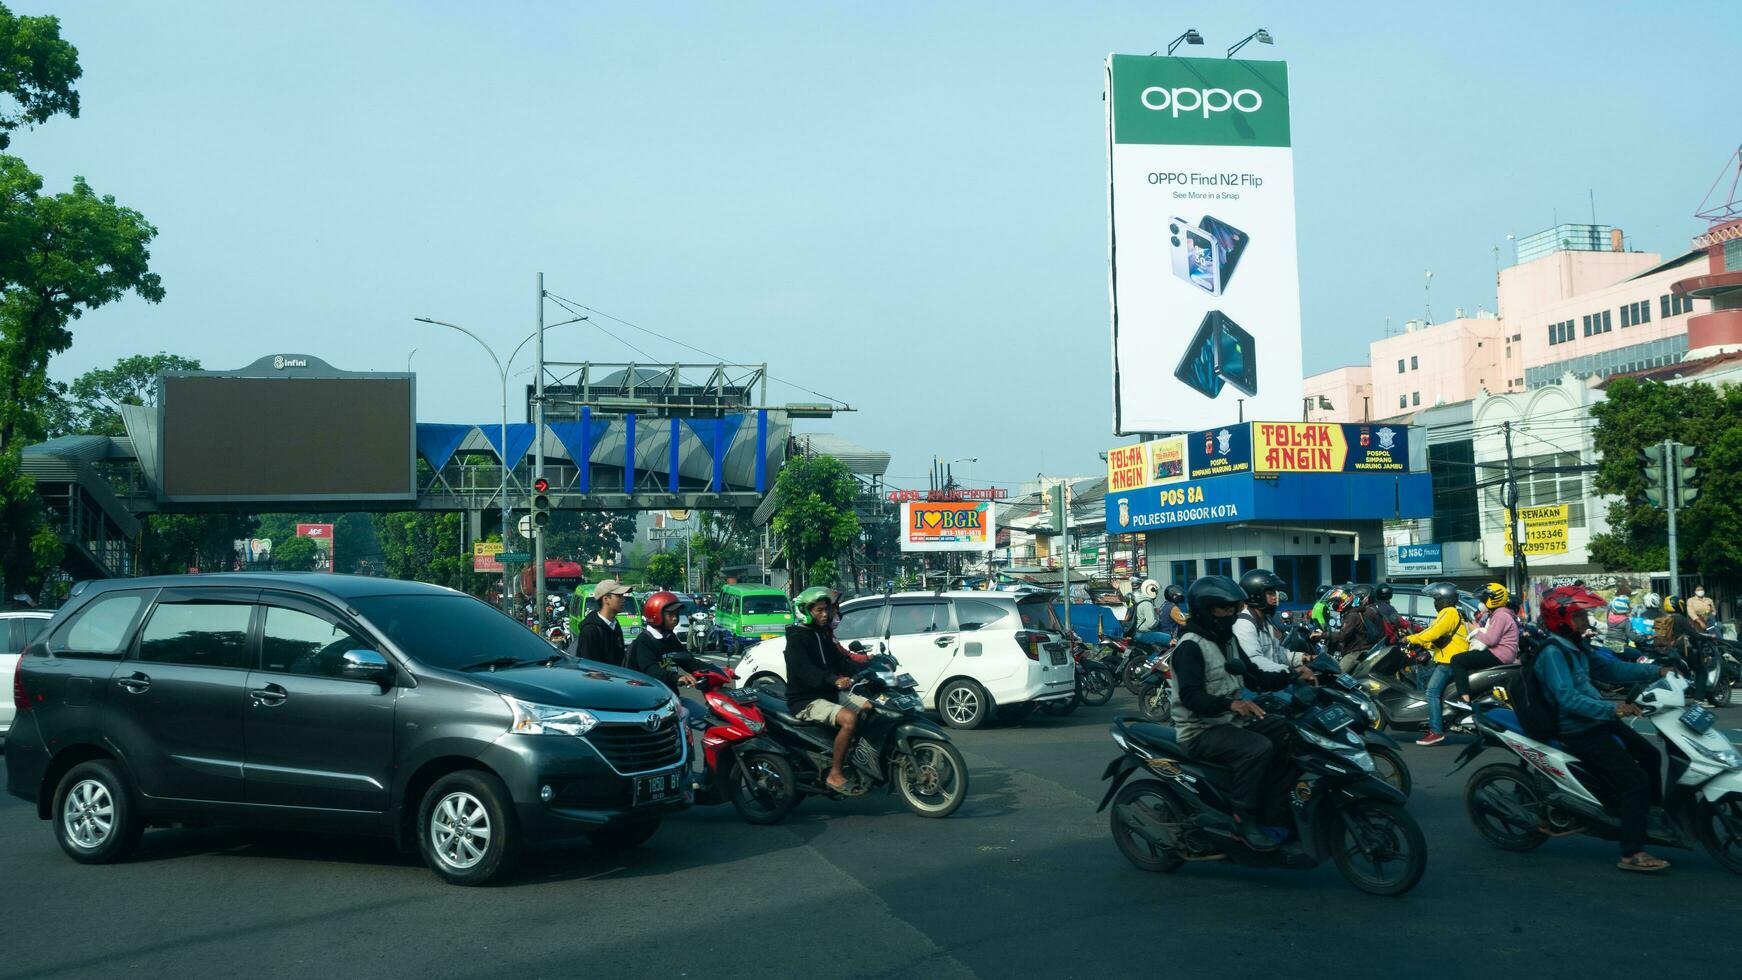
left=115, top=673, right=151, bottom=694
left=934, top=635, right=956, bottom=647
left=249, top=683, right=288, bottom=707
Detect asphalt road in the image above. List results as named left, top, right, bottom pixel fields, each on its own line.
left=4, top=693, right=1741, bottom=980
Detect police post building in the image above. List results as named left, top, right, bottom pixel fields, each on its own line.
left=1105, top=421, right=1433, bottom=606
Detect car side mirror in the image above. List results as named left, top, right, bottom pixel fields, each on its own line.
left=340, top=649, right=393, bottom=683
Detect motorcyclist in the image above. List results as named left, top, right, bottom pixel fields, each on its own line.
left=1657, top=596, right=1712, bottom=705
left=1604, top=594, right=1634, bottom=653
left=1406, top=581, right=1469, bottom=746
left=1687, top=585, right=1716, bottom=631
left=1167, top=575, right=1298, bottom=852
left=1452, top=583, right=1519, bottom=703
left=783, top=590, right=868, bottom=792
left=1159, top=583, right=1188, bottom=631
left=1130, top=579, right=1173, bottom=649
left=570, top=579, right=631, bottom=666
left=1331, top=585, right=1383, bottom=665
left=628, top=591, right=708, bottom=696
left=1235, top=569, right=1316, bottom=683
left=793, top=585, right=869, bottom=664
left=1534, top=585, right=1674, bottom=873
left=1372, top=583, right=1405, bottom=642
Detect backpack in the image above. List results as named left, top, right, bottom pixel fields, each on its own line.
left=1652, top=614, right=1675, bottom=648
left=1360, top=607, right=1385, bottom=645
left=1123, top=599, right=1152, bottom=639
left=1509, top=631, right=1561, bottom=742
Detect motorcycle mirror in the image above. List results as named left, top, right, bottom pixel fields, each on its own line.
left=848, top=640, right=867, bottom=654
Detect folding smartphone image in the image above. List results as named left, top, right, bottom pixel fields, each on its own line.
left=1210, top=312, right=1258, bottom=396
left=1197, top=215, right=1249, bottom=293
left=1174, top=311, right=1226, bottom=398
left=1168, top=218, right=1220, bottom=295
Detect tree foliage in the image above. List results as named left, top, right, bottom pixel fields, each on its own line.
left=271, top=534, right=319, bottom=572
left=543, top=509, right=637, bottom=566
left=0, top=4, right=80, bottom=150
left=1589, top=378, right=1742, bottom=579
left=771, top=453, right=860, bottom=591
left=374, top=512, right=479, bottom=592
left=45, top=351, right=198, bottom=438
left=692, top=509, right=757, bottom=588
left=644, top=551, right=685, bottom=590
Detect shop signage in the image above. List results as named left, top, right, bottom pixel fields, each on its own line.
left=1107, top=434, right=1192, bottom=493
left=1187, top=425, right=1253, bottom=479
left=472, top=540, right=504, bottom=573
left=1108, top=478, right=1254, bottom=532
left=1504, top=504, right=1569, bottom=556
left=900, top=501, right=996, bottom=553
left=1346, top=424, right=1408, bottom=472
left=887, top=488, right=1008, bottom=502
left=1391, top=543, right=1443, bottom=575
left=1251, top=422, right=1408, bottom=474
left=1106, top=54, right=1303, bottom=434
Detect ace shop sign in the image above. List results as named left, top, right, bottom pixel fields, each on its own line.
left=900, top=501, right=996, bottom=553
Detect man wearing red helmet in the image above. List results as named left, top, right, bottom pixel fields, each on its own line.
left=1534, top=585, right=1675, bottom=872
left=628, top=591, right=708, bottom=695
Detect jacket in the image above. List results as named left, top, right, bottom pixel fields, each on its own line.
left=1234, top=611, right=1293, bottom=673
left=573, top=612, right=627, bottom=667
left=1132, top=598, right=1160, bottom=633
left=1687, top=594, right=1716, bottom=624
left=1533, top=634, right=1660, bottom=735
left=1406, top=606, right=1469, bottom=663
left=1333, top=606, right=1383, bottom=656
left=628, top=627, right=706, bottom=694
left=782, top=622, right=855, bottom=711
left=1169, top=625, right=1291, bottom=745
left=1470, top=606, right=1521, bottom=664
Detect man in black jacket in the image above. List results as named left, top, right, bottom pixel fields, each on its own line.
left=783, top=592, right=866, bottom=791
left=572, top=579, right=632, bottom=666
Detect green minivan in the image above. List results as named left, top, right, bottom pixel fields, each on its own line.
left=567, top=583, right=644, bottom=641
left=713, top=584, right=795, bottom=655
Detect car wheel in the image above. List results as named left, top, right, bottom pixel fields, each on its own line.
left=937, top=679, right=990, bottom=730
left=587, top=820, right=660, bottom=851
left=418, top=770, right=521, bottom=886
left=53, top=760, right=144, bottom=864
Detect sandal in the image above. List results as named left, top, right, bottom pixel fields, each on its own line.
left=1617, top=854, right=1670, bottom=873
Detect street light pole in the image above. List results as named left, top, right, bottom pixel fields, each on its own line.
left=534, top=272, right=547, bottom=628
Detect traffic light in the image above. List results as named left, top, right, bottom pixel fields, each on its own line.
left=531, top=477, right=552, bottom=529
left=1640, top=445, right=1667, bottom=509
left=1674, top=444, right=1700, bottom=508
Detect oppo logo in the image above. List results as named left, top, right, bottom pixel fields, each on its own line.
left=1139, top=86, right=1262, bottom=118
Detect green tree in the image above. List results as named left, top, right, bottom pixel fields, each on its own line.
left=692, top=509, right=756, bottom=589
left=46, top=351, right=199, bottom=437
left=771, top=453, right=860, bottom=591
left=644, top=551, right=685, bottom=589
left=544, top=509, right=636, bottom=566
left=1589, top=378, right=1742, bottom=579
left=272, top=534, right=319, bottom=571
left=374, top=512, right=479, bottom=592
left=0, top=4, right=80, bottom=150
left=254, top=512, right=379, bottom=573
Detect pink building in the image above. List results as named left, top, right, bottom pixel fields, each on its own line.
left=1369, top=314, right=1510, bottom=416
left=1302, top=365, right=1371, bottom=422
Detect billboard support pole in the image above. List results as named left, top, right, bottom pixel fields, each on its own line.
left=534, top=272, right=547, bottom=631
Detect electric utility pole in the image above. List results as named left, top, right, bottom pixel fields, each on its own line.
left=1501, top=421, right=1528, bottom=602
left=534, top=272, right=547, bottom=626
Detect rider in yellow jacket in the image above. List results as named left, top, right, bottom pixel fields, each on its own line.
left=1406, top=582, right=1469, bottom=745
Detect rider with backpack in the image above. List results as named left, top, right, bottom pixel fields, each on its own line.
left=1523, top=585, right=1676, bottom=873
left=1331, top=586, right=1385, bottom=662
left=1128, top=579, right=1175, bottom=650
left=1451, top=583, right=1521, bottom=703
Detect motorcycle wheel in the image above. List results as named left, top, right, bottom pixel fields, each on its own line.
left=1108, top=779, right=1185, bottom=872
left=1709, top=665, right=1733, bottom=707
left=1463, top=763, right=1548, bottom=852
left=1138, top=684, right=1170, bottom=722
left=1367, top=744, right=1413, bottom=797
left=1696, top=796, right=1742, bottom=875
left=1123, top=658, right=1151, bottom=696
left=1040, top=697, right=1078, bottom=717
left=727, top=753, right=799, bottom=826
left=894, top=740, right=968, bottom=818
left=1329, top=799, right=1427, bottom=897
left=1079, top=663, right=1116, bottom=707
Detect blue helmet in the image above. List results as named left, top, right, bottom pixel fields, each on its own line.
left=1609, top=595, right=1632, bottom=614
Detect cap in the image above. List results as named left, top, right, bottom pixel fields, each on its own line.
left=593, top=579, right=633, bottom=597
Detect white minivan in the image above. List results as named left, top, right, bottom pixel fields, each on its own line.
left=731, top=591, right=1074, bottom=729
left=0, top=610, right=53, bottom=739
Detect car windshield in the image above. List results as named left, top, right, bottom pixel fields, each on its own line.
left=742, top=594, right=789, bottom=616
left=351, top=594, right=557, bottom=671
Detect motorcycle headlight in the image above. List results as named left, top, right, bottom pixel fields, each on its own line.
left=1691, top=738, right=1742, bottom=770
left=1362, top=679, right=1386, bottom=693
left=502, top=696, right=599, bottom=737
left=1358, top=699, right=1379, bottom=725
left=1297, top=726, right=1374, bottom=771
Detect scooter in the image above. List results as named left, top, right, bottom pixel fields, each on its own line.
left=1455, top=672, right=1742, bottom=874
left=1302, top=653, right=1413, bottom=797
left=1134, top=649, right=1172, bottom=722
left=753, top=649, right=970, bottom=818
left=1072, top=642, right=1118, bottom=709
left=1349, top=641, right=1518, bottom=732
left=1097, top=692, right=1428, bottom=896
left=685, top=666, right=800, bottom=825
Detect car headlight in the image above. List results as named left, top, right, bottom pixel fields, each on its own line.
left=502, top=695, right=598, bottom=737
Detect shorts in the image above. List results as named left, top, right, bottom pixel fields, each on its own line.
left=793, top=693, right=870, bottom=726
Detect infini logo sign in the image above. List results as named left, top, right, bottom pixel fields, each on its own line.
left=1138, top=86, right=1262, bottom=118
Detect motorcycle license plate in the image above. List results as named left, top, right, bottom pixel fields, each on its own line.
left=1334, top=674, right=1359, bottom=690
left=1314, top=704, right=1355, bottom=732
left=1681, top=704, right=1716, bottom=735
left=633, top=770, right=686, bottom=805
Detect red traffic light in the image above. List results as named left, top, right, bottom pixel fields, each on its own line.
left=533, top=478, right=549, bottom=494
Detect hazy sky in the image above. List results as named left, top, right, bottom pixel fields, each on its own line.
left=18, top=1, right=1735, bottom=489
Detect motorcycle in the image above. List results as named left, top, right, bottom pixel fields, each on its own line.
left=683, top=665, right=801, bottom=825
left=1455, top=672, right=1742, bottom=875
left=1123, top=637, right=1170, bottom=695
left=1594, top=639, right=1730, bottom=708
left=686, top=610, right=714, bottom=654
left=1075, top=646, right=1118, bottom=708
left=752, top=649, right=969, bottom=818
left=1097, top=692, right=1427, bottom=896
left=1134, top=649, right=1172, bottom=722
left=1300, top=653, right=1413, bottom=797
left=1349, top=641, right=1518, bottom=733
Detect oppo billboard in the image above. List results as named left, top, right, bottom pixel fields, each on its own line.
left=1104, top=54, right=1304, bottom=435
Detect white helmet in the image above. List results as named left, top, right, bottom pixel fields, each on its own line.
left=1139, top=579, right=1161, bottom=600
left=1640, top=591, right=1663, bottom=613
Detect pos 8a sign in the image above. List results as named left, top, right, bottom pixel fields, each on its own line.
left=900, top=501, right=996, bottom=553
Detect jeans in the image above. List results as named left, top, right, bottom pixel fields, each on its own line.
left=1425, top=664, right=1453, bottom=734
left=1561, top=721, right=1661, bottom=856
left=1135, top=631, right=1172, bottom=649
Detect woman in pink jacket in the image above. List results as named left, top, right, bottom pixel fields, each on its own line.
left=1454, top=583, right=1520, bottom=702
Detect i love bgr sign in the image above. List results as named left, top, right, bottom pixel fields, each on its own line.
left=900, top=501, right=996, bottom=553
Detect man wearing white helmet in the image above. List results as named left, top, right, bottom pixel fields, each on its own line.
left=1131, top=579, right=1173, bottom=649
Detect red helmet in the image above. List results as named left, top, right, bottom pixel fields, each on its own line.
left=1540, top=586, right=1604, bottom=637
left=641, top=591, right=684, bottom=625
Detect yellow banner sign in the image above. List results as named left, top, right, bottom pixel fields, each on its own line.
left=472, top=540, right=504, bottom=572
left=1503, top=504, right=1569, bottom=556
left=1252, top=422, right=1349, bottom=473
left=1107, top=443, right=1148, bottom=493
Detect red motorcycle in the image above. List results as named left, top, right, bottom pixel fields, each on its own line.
left=686, top=665, right=800, bottom=825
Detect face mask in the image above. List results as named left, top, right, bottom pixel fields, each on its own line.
left=1696, top=590, right=1706, bottom=597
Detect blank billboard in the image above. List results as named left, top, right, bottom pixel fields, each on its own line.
left=161, top=376, right=414, bottom=499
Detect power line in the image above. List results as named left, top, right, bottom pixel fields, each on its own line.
left=544, top=293, right=658, bottom=361
left=543, top=290, right=851, bottom=407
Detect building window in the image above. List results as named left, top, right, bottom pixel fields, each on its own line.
left=1621, top=303, right=1632, bottom=328
left=1169, top=560, right=1196, bottom=590
left=1411, top=391, right=1421, bottom=406
left=1410, top=355, right=1419, bottom=370
left=1203, top=557, right=1232, bottom=578
left=1602, top=309, right=1612, bottom=332
left=1486, top=451, right=1587, bottom=528
left=1429, top=439, right=1480, bottom=540
left=1398, top=394, right=1407, bottom=409
left=1640, top=300, right=1650, bottom=324
left=1397, top=359, right=1405, bottom=374
left=1237, top=556, right=1258, bottom=574
left=1581, top=314, right=1591, bottom=337
left=1661, top=294, right=1671, bottom=319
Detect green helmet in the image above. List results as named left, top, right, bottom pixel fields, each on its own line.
left=794, top=586, right=838, bottom=621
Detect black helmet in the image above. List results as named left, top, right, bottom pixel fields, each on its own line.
left=1238, top=568, right=1287, bottom=609
left=1426, top=581, right=1460, bottom=610
left=1375, top=583, right=1393, bottom=600
left=1163, top=583, right=1185, bottom=603
left=1185, top=575, right=1247, bottom=642
left=1351, top=584, right=1374, bottom=604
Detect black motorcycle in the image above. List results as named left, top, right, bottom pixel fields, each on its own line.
left=1122, top=637, right=1170, bottom=695
left=1097, top=691, right=1427, bottom=896
left=755, top=651, right=969, bottom=818
left=1349, top=641, right=1519, bottom=732
left=1301, top=653, right=1412, bottom=797
left=1134, top=649, right=1171, bottom=722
